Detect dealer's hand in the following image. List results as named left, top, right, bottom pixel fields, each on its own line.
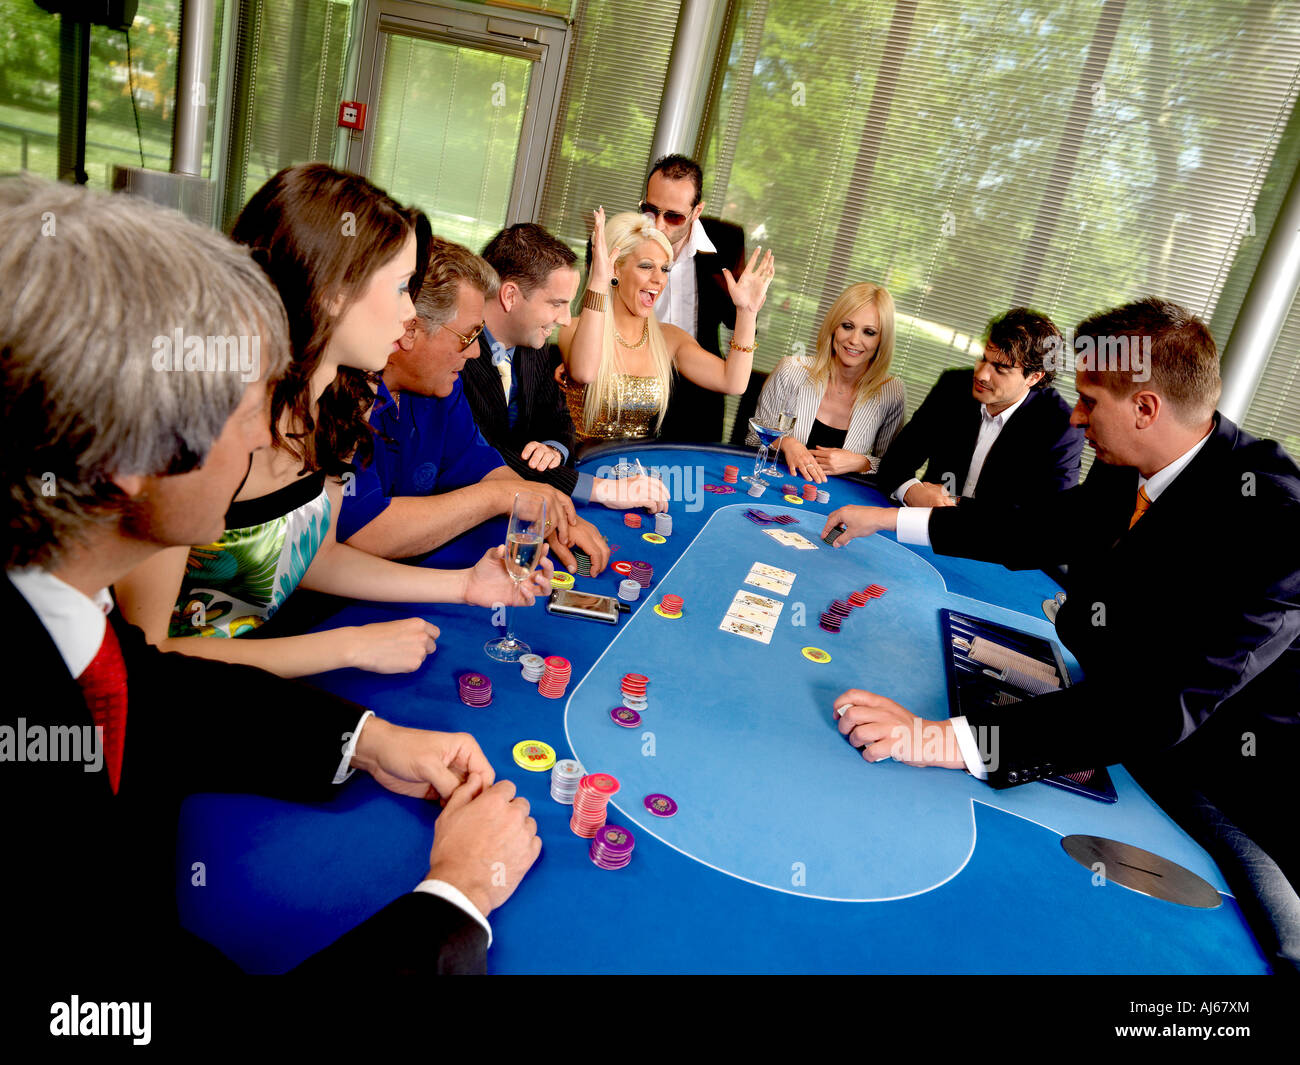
left=820, top=505, right=898, bottom=546
left=832, top=690, right=966, bottom=769
left=903, top=482, right=956, bottom=508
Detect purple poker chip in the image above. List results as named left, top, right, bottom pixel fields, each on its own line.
left=643, top=793, right=678, bottom=818
left=596, top=824, right=635, bottom=853
left=610, top=706, right=642, bottom=728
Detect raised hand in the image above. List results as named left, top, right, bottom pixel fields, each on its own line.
left=723, top=247, right=776, bottom=315
left=588, top=207, right=613, bottom=289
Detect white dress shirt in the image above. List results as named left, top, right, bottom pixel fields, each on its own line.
left=657, top=216, right=716, bottom=335
left=894, top=389, right=1030, bottom=504
left=8, top=566, right=492, bottom=944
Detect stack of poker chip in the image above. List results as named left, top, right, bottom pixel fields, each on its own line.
left=550, top=758, right=584, bottom=804
left=519, top=653, right=546, bottom=683
left=801, top=483, right=818, bottom=501
left=628, top=560, right=653, bottom=589
left=816, top=489, right=830, bottom=504
left=458, top=672, right=493, bottom=707
left=819, top=599, right=852, bottom=634
left=781, top=483, right=797, bottom=496
left=620, top=673, right=648, bottom=711
left=722, top=465, right=739, bottom=484
left=570, top=772, right=620, bottom=837
left=848, top=590, right=870, bottom=608
left=747, top=482, right=765, bottom=497
left=538, top=655, right=572, bottom=699
left=571, top=547, right=593, bottom=576
left=617, top=578, right=641, bottom=602
left=658, top=593, right=683, bottom=618
left=624, top=512, right=642, bottom=529
left=589, top=823, right=636, bottom=870
left=653, top=512, right=672, bottom=537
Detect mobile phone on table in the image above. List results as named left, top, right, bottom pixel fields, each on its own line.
left=547, top=588, right=621, bottom=624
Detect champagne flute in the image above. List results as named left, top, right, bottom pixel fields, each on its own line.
left=484, top=491, right=547, bottom=662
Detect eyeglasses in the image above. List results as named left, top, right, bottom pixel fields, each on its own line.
left=441, top=320, right=484, bottom=352
left=639, top=201, right=690, bottom=228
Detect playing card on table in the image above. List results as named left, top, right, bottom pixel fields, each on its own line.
left=762, top=528, right=817, bottom=550
left=728, top=590, right=783, bottom=621
left=745, top=561, right=795, bottom=596
left=718, top=616, right=774, bottom=644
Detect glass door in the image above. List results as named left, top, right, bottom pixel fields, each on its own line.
left=348, top=0, right=570, bottom=245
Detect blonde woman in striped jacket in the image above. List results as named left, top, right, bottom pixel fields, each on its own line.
left=748, top=282, right=905, bottom=483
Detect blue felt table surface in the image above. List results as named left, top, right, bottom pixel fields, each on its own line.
left=177, top=445, right=1270, bottom=974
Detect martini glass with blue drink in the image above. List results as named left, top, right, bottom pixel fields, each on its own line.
left=744, top=413, right=797, bottom=487
left=761, top=410, right=797, bottom=478
left=484, top=491, right=547, bottom=662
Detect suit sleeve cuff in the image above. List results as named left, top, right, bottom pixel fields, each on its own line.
left=573, top=472, right=595, bottom=504
left=543, top=440, right=570, bottom=463
left=894, top=506, right=933, bottom=546
left=332, top=709, right=374, bottom=784
left=894, top=477, right=921, bottom=504
left=951, top=716, right=989, bottom=780
left=413, top=879, right=493, bottom=948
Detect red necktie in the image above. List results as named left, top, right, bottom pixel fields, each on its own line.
left=77, top=622, right=128, bottom=794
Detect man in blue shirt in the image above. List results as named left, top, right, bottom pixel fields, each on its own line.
left=340, top=237, right=610, bottom=574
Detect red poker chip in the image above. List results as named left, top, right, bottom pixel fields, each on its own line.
left=612, top=561, right=633, bottom=576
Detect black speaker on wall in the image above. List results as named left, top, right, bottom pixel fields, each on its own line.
left=33, top=1, right=139, bottom=32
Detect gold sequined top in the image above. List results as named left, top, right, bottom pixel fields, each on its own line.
left=561, top=372, right=666, bottom=443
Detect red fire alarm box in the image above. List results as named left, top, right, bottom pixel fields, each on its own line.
left=338, top=101, right=367, bottom=130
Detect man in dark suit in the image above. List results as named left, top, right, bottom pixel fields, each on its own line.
left=639, top=154, right=746, bottom=443
left=875, top=308, right=1084, bottom=507
left=1, top=179, right=540, bottom=981
left=823, top=298, right=1300, bottom=970
left=461, top=223, right=667, bottom=513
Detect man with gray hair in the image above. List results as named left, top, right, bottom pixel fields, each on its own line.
left=1, top=180, right=540, bottom=978
left=340, top=235, right=612, bottom=574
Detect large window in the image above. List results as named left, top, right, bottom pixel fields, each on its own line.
left=698, top=0, right=1300, bottom=451
left=535, top=0, right=684, bottom=256
left=0, top=0, right=224, bottom=188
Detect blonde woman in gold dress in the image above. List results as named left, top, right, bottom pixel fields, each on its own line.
left=557, top=208, right=775, bottom=445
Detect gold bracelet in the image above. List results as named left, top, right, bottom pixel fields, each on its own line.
left=729, top=339, right=755, bottom=353
left=582, top=289, right=608, bottom=313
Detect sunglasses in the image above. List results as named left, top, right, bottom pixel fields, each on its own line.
left=639, top=201, right=691, bottom=228
left=441, top=320, right=484, bottom=352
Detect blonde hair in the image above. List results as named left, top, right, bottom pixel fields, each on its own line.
left=584, top=212, right=675, bottom=434
left=805, top=282, right=897, bottom=406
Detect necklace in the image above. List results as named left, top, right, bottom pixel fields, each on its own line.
left=614, top=319, right=649, bottom=349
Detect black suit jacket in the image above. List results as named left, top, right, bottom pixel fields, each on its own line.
left=926, top=415, right=1300, bottom=890
left=657, top=216, right=746, bottom=444
left=461, top=334, right=581, bottom=495
left=875, top=369, right=1084, bottom=504
left=1, top=573, right=487, bottom=976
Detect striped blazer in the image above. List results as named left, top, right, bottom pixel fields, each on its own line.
left=747, top=356, right=906, bottom=468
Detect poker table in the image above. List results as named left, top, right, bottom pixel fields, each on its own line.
left=177, top=444, right=1271, bottom=974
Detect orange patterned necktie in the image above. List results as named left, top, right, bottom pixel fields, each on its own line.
left=1129, top=485, right=1152, bottom=529
left=77, top=622, right=128, bottom=794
